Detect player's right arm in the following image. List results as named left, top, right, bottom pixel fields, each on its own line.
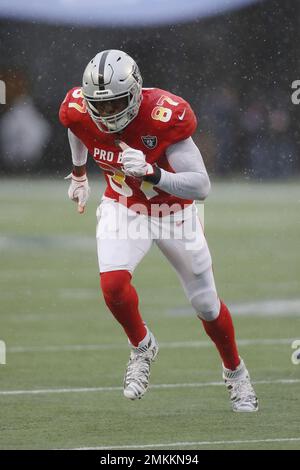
left=64, top=130, right=90, bottom=214
left=59, top=88, right=90, bottom=214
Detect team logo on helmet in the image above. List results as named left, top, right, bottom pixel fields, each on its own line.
left=141, top=135, right=157, bottom=149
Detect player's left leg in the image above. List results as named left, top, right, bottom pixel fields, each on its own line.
left=156, top=204, right=258, bottom=412
left=190, top=269, right=258, bottom=412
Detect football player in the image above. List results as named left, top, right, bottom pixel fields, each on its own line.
left=59, top=49, right=258, bottom=411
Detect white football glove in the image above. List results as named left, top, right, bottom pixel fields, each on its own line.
left=65, top=172, right=90, bottom=214
left=120, top=144, right=154, bottom=178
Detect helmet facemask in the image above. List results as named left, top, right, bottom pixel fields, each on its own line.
left=84, top=81, right=141, bottom=133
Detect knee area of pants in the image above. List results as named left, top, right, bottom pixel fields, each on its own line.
left=100, top=271, right=131, bottom=301
left=190, top=290, right=220, bottom=321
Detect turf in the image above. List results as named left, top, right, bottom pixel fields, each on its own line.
left=0, top=178, right=299, bottom=450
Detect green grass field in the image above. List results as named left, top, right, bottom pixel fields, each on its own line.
left=0, top=178, right=300, bottom=450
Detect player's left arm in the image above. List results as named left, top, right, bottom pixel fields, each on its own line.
left=121, top=94, right=210, bottom=200
left=120, top=137, right=211, bottom=200
left=150, top=137, right=211, bottom=200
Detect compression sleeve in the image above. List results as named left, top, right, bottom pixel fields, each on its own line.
left=68, top=128, right=88, bottom=166
left=155, top=137, right=211, bottom=200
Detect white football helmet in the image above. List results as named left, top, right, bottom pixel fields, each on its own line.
left=82, top=49, right=143, bottom=133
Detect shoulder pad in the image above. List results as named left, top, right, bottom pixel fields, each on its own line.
left=59, top=87, right=88, bottom=128
left=143, top=89, right=197, bottom=145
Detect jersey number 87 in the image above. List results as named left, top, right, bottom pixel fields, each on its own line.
left=151, top=95, right=179, bottom=123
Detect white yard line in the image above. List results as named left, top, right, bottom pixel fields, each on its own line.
left=230, top=299, right=300, bottom=316
left=168, top=299, right=300, bottom=317
left=0, top=378, right=299, bottom=397
left=73, top=437, right=300, bottom=450
left=7, top=337, right=296, bottom=354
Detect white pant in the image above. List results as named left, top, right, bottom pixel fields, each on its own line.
left=96, top=198, right=220, bottom=321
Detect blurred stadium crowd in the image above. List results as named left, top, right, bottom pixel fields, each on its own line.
left=0, top=0, right=299, bottom=179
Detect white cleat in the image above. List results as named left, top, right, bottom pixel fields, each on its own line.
left=123, top=331, right=159, bottom=400
left=223, top=359, right=259, bottom=412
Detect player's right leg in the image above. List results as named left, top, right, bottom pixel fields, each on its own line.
left=96, top=198, right=158, bottom=399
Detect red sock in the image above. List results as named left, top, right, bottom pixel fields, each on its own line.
left=201, top=301, right=240, bottom=370
left=100, top=270, right=147, bottom=347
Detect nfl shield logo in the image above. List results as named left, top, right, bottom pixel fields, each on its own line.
left=141, top=135, right=157, bottom=149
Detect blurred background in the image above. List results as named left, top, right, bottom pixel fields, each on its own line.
left=0, top=0, right=299, bottom=179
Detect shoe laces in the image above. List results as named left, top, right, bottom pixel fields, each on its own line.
left=226, top=377, right=256, bottom=403
left=125, top=351, right=152, bottom=385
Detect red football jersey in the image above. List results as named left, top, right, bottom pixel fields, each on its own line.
left=59, top=87, right=197, bottom=215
